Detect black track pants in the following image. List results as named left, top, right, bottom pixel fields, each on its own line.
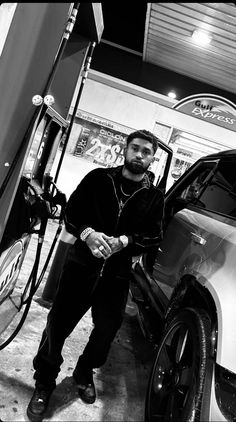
left=33, top=260, right=130, bottom=387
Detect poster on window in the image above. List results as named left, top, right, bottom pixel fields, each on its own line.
left=73, top=111, right=134, bottom=168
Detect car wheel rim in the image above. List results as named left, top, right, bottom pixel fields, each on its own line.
left=148, top=321, right=198, bottom=421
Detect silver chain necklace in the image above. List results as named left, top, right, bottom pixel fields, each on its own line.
left=120, top=183, right=131, bottom=197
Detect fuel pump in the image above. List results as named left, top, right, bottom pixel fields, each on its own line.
left=0, top=2, right=104, bottom=350
left=0, top=174, right=67, bottom=350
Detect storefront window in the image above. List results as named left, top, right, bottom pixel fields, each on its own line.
left=167, top=127, right=222, bottom=189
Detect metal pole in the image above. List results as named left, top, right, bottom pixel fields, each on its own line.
left=40, top=226, right=76, bottom=305
left=54, top=40, right=96, bottom=183
left=40, top=40, right=97, bottom=305
left=42, top=3, right=80, bottom=96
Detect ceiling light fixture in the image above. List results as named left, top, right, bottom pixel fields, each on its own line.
left=192, top=29, right=212, bottom=46
left=168, top=91, right=176, bottom=99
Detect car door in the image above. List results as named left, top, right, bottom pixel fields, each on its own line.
left=147, top=156, right=236, bottom=307
left=132, top=158, right=220, bottom=318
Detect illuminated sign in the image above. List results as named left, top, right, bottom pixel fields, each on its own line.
left=173, top=94, right=236, bottom=131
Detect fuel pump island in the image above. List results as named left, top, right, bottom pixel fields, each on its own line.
left=0, top=3, right=103, bottom=350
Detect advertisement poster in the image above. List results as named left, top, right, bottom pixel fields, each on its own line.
left=73, top=110, right=134, bottom=167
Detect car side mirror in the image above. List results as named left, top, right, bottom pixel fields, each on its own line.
left=166, top=196, right=189, bottom=216
left=174, top=196, right=190, bottom=209
left=163, top=196, right=190, bottom=230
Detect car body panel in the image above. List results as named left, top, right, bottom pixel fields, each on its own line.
left=152, top=207, right=224, bottom=292
left=209, top=370, right=227, bottom=421
left=197, top=228, right=236, bottom=373
left=147, top=205, right=236, bottom=373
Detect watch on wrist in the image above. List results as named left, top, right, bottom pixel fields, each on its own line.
left=119, top=235, right=128, bottom=248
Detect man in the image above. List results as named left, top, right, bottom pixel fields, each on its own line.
left=27, top=129, right=164, bottom=421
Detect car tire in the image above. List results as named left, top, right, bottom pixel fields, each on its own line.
left=145, top=307, right=211, bottom=422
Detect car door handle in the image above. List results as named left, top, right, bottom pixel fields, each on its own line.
left=191, top=232, right=207, bottom=245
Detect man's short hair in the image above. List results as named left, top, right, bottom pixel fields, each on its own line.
left=126, top=129, right=159, bottom=154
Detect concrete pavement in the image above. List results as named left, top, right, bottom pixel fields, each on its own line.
left=0, top=219, right=156, bottom=421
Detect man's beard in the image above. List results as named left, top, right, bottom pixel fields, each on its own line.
left=124, top=158, right=149, bottom=174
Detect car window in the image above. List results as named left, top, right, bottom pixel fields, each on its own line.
left=180, top=166, right=215, bottom=202
left=162, top=160, right=218, bottom=223
left=197, top=159, right=236, bottom=218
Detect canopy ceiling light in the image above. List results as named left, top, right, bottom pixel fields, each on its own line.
left=191, top=29, right=212, bottom=46
left=168, top=91, right=176, bottom=99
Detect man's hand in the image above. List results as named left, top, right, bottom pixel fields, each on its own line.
left=107, top=237, right=123, bottom=254
left=86, top=231, right=113, bottom=258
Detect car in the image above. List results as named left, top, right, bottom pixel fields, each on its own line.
left=130, top=149, right=236, bottom=422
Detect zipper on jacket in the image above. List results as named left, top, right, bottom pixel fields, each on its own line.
left=99, top=174, right=148, bottom=278
left=100, top=260, right=106, bottom=276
